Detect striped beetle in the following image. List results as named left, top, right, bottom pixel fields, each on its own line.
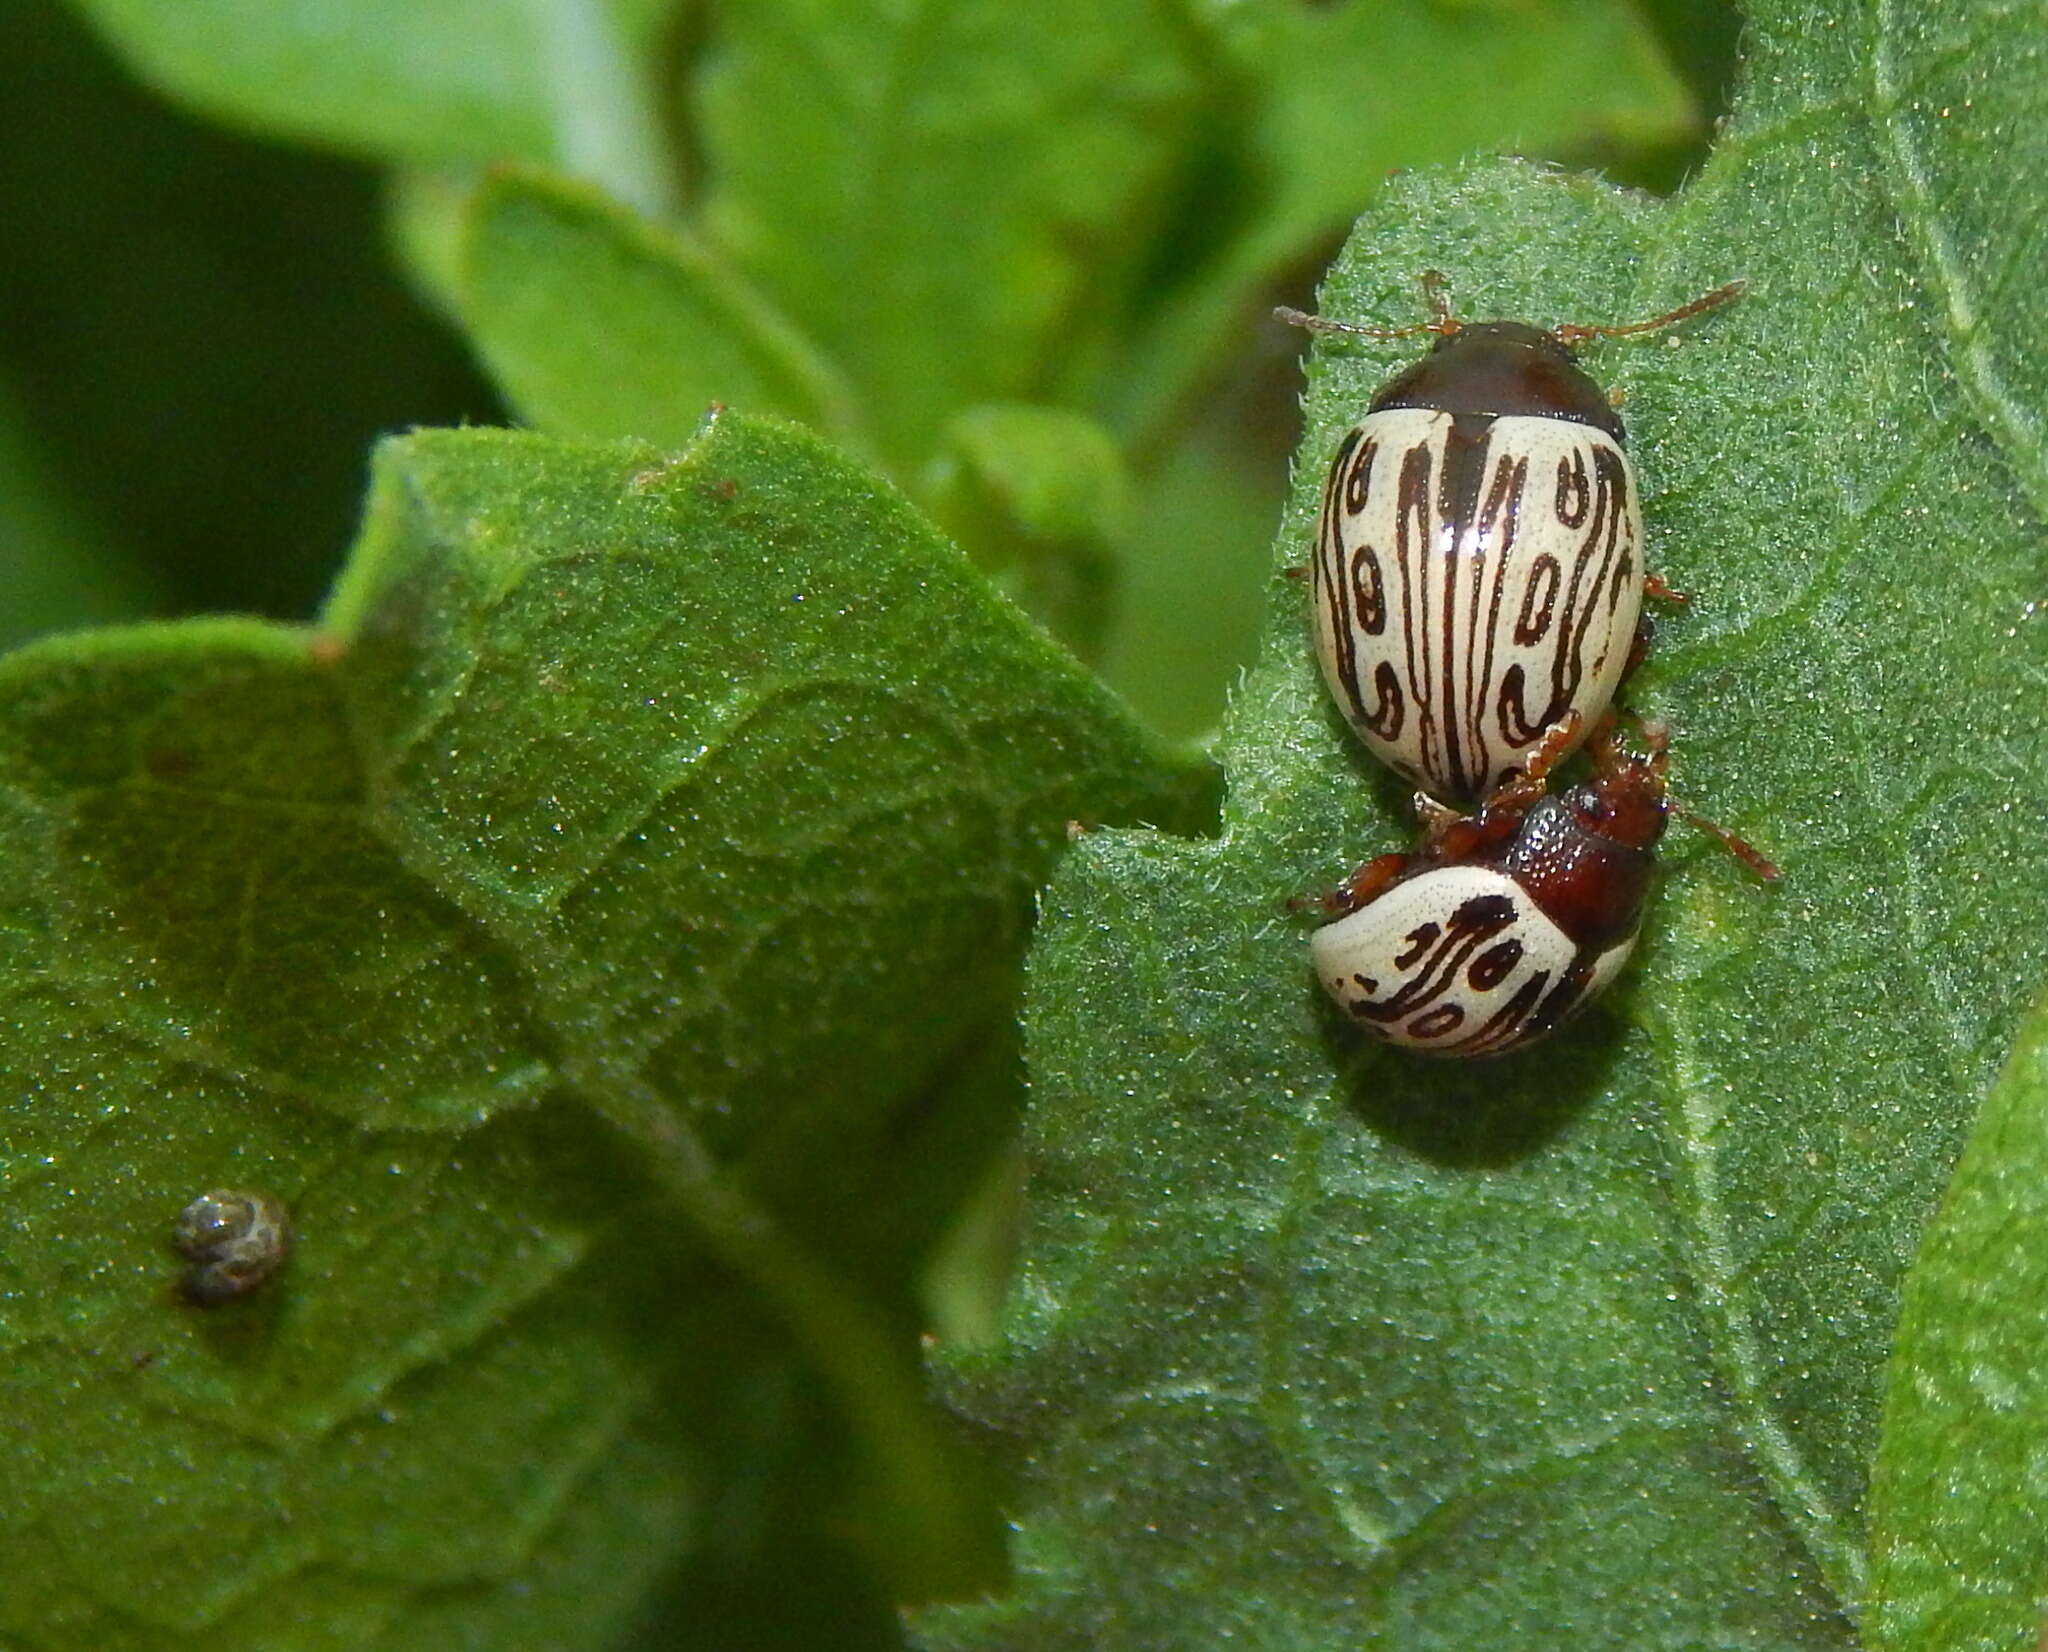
left=1279, top=272, right=1742, bottom=804
left=1306, top=713, right=1777, bottom=1057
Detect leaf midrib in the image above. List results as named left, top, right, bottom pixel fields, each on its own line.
left=1871, top=0, right=2048, bottom=522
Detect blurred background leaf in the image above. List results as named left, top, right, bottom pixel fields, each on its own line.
left=13, top=0, right=1718, bottom=738
left=0, top=0, right=502, bottom=621
left=0, top=372, right=157, bottom=648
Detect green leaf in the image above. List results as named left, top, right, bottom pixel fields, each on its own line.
left=323, top=414, right=1209, bottom=1171
left=383, top=164, right=481, bottom=325
left=1635, top=0, right=1746, bottom=122
left=917, top=5, right=2048, bottom=1640
left=1110, top=0, right=1699, bottom=446
left=1219, top=0, right=1695, bottom=235
left=1871, top=0, right=2048, bottom=521
left=692, top=0, right=1204, bottom=468
left=1867, top=993, right=2048, bottom=1652
left=2, top=0, right=504, bottom=624
left=455, top=165, right=865, bottom=451
left=0, top=412, right=1214, bottom=1641
left=0, top=1020, right=694, bottom=1646
left=62, top=0, right=679, bottom=206
left=1098, top=418, right=1294, bottom=743
left=927, top=403, right=1131, bottom=657
left=0, top=621, right=555, bottom=1133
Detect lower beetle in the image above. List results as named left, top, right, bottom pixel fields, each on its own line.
left=1307, top=713, right=1775, bottom=1058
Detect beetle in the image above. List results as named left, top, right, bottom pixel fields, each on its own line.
left=1306, top=712, right=1775, bottom=1058
left=172, top=1188, right=289, bottom=1305
left=1278, top=272, right=1743, bottom=804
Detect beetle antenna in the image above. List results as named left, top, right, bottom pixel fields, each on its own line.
left=1275, top=306, right=1453, bottom=341
left=1420, top=268, right=1455, bottom=325
left=1277, top=270, right=1465, bottom=343
left=1605, top=709, right=1777, bottom=879
left=1553, top=280, right=1746, bottom=346
left=1673, top=805, right=1782, bottom=881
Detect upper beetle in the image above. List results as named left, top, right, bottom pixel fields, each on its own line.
left=1305, top=711, right=1776, bottom=1058
left=1279, top=272, right=1743, bottom=804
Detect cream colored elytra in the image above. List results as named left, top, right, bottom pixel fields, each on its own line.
left=1310, top=864, right=1636, bottom=1058
left=1310, top=409, right=1643, bottom=803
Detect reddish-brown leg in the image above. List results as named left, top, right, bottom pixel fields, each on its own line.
left=1582, top=706, right=1624, bottom=765
left=1411, top=790, right=1462, bottom=850
left=1478, top=711, right=1583, bottom=824
left=1406, top=791, right=1497, bottom=866
left=1583, top=707, right=1665, bottom=781
left=1644, top=572, right=1689, bottom=605
left=1410, top=714, right=1587, bottom=864
left=1294, top=850, right=1412, bottom=919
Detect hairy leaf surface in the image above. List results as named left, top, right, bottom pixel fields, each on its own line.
left=0, top=412, right=1210, bottom=1646
left=1867, top=992, right=2048, bottom=1652
left=919, top=2, right=2047, bottom=1640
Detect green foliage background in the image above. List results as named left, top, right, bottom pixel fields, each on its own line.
left=0, top=1, right=2041, bottom=1649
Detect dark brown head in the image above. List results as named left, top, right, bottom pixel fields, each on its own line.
left=1486, top=758, right=1661, bottom=951
left=1562, top=747, right=1670, bottom=853
left=1368, top=322, right=1623, bottom=441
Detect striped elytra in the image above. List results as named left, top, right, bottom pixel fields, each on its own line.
left=1280, top=276, right=1743, bottom=804
left=1312, top=859, right=1644, bottom=1057
left=172, top=1188, right=289, bottom=1305
left=1307, top=715, right=1668, bottom=1057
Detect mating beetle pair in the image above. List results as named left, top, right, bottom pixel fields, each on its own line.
left=1283, top=274, right=1772, bottom=1056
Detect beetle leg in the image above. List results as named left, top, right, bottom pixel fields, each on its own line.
left=1583, top=706, right=1623, bottom=764
left=1296, top=850, right=1412, bottom=919
left=1643, top=571, right=1689, bottom=605
left=1480, top=710, right=1583, bottom=825
left=1412, top=790, right=1462, bottom=846
left=1523, top=710, right=1585, bottom=786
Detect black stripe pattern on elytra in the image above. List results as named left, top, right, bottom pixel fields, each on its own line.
left=1310, top=409, right=1642, bottom=801
left=1312, top=873, right=1612, bottom=1057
